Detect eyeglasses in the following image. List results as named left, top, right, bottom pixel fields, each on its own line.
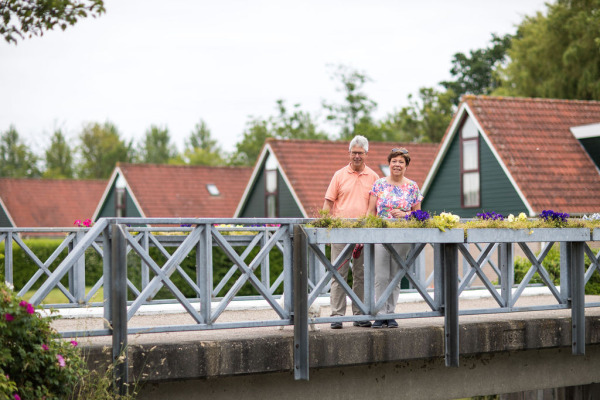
left=391, top=148, right=408, bottom=154
left=350, top=151, right=366, bottom=156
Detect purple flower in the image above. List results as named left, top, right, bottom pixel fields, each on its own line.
left=4, top=313, right=13, bottom=321
left=56, top=354, right=66, bottom=367
left=70, top=340, right=78, bottom=347
left=540, top=210, right=569, bottom=222
left=42, top=344, right=49, bottom=351
left=14, top=394, right=21, bottom=400
left=405, top=210, right=431, bottom=222
left=477, top=212, right=504, bottom=221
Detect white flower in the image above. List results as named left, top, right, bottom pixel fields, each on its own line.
left=507, top=214, right=515, bottom=222
left=517, top=213, right=528, bottom=222
left=4, top=281, right=13, bottom=290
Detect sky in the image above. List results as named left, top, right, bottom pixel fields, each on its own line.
left=0, top=0, right=548, bottom=155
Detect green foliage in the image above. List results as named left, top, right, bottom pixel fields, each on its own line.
left=136, top=125, right=177, bottom=165
left=498, top=0, right=600, bottom=100
left=43, top=129, right=75, bottom=179
left=173, top=119, right=226, bottom=166
left=0, top=125, right=40, bottom=178
left=441, top=33, right=512, bottom=105
left=322, top=64, right=378, bottom=140
left=514, top=245, right=600, bottom=295
left=0, top=282, right=87, bottom=399
left=0, top=0, right=105, bottom=45
left=77, top=121, right=133, bottom=179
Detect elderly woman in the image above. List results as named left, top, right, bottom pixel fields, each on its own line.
left=367, top=147, right=423, bottom=328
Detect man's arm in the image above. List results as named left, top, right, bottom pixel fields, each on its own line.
left=322, top=199, right=334, bottom=213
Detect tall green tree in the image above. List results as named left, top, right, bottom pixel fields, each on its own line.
left=137, top=124, right=177, bottom=164
left=322, top=64, right=378, bottom=140
left=170, top=119, right=225, bottom=166
left=497, top=0, right=600, bottom=100
left=1, top=0, right=105, bottom=44
left=43, top=129, right=74, bottom=178
left=272, top=99, right=328, bottom=140
left=0, top=125, right=40, bottom=177
left=77, top=121, right=132, bottom=179
left=229, top=118, right=270, bottom=166
left=441, top=34, right=512, bottom=105
left=385, top=88, right=456, bottom=143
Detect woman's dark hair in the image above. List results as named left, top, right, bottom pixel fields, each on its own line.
left=388, top=147, right=411, bottom=165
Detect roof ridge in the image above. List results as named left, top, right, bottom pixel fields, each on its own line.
left=463, top=94, right=600, bottom=105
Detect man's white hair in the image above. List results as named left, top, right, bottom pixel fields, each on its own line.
left=349, top=135, right=369, bottom=152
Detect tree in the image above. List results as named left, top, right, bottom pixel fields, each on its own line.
left=137, top=124, right=177, bottom=164
left=229, top=118, right=270, bottom=166
left=43, top=129, right=74, bottom=178
left=77, top=121, right=132, bottom=179
left=384, top=88, right=456, bottom=143
left=169, top=119, right=226, bottom=166
left=0, top=125, right=40, bottom=177
left=272, top=99, right=328, bottom=140
left=322, top=64, right=378, bottom=140
left=441, top=34, right=512, bottom=105
left=497, top=0, right=600, bottom=100
left=1, top=0, right=105, bottom=44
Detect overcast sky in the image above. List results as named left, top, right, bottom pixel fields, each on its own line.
left=0, top=0, right=547, bottom=155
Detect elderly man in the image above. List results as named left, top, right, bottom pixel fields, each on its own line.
left=322, top=135, right=379, bottom=329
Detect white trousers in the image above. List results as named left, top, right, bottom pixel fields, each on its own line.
left=374, top=243, right=411, bottom=315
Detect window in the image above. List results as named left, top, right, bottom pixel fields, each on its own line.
left=206, top=184, right=220, bottom=196
left=115, top=175, right=127, bottom=217
left=460, top=116, right=480, bottom=208
left=265, top=154, right=278, bottom=217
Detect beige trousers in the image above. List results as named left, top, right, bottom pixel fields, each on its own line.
left=329, top=243, right=365, bottom=316
left=374, top=243, right=411, bottom=315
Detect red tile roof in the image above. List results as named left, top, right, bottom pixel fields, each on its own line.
left=0, top=178, right=106, bottom=227
left=462, top=96, right=600, bottom=214
left=264, top=139, right=440, bottom=217
left=116, top=163, right=253, bottom=218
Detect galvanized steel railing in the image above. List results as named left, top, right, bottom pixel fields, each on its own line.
left=2, top=219, right=600, bottom=384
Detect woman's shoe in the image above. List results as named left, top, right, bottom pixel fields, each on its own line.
left=387, top=319, right=398, bottom=328
left=372, top=320, right=386, bottom=328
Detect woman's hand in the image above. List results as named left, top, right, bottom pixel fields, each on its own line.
left=390, top=209, right=407, bottom=218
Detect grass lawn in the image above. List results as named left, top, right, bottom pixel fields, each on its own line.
left=22, top=287, right=104, bottom=305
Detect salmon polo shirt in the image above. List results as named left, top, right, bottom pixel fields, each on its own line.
left=325, top=163, right=380, bottom=218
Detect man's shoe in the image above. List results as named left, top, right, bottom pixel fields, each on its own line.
left=330, top=322, right=343, bottom=329
left=353, top=320, right=372, bottom=328
left=372, top=320, right=386, bottom=328
left=387, top=319, right=398, bottom=328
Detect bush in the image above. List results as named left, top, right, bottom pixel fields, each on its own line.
left=1, top=282, right=86, bottom=399
left=514, top=245, right=600, bottom=295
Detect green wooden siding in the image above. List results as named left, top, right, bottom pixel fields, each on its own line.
left=240, top=165, right=303, bottom=218
left=0, top=205, right=13, bottom=227
left=423, top=133, right=527, bottom=217
left=580, top=137, right=600, bottom=169
left=277, top=173, right=303, bottom=217
left=96, top=184, right=142, bottom=219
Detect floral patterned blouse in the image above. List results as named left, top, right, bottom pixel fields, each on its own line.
left=369, top=178, right=424, bottom=218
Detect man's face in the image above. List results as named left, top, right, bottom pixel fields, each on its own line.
left=348, top=145, right=367, bottom=171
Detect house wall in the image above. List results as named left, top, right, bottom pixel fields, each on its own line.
left=0, top=205, right=13, bottom=227
left=96, top=185, right=141, bottom=219
left=239, top=168, right=303, bottom=218
left=423, top=133, right=528, bottom=217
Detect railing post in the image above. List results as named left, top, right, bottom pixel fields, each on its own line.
left=103, top=225, right=112, bottom=328
left=433, top=244, right=443, bottom=310
left=68, top=230, right=86, bottom=304
left=4, top=232, right=13, bottom=285
left=364, top=243, right=375, bottom=315
left=499, top=243, right=514, bottom=309
left=568, top=241, right=585, bottom=356
left=198, top=224, right=212, bottom=321
left=292, top=224, right=309, bottom=381
left=261, top=226, right=270, bottom=290
left=141, top=231, right=150, bottom=290
left=111, top=223, right=128, bottom=396
left=442, top=242, right=459, bottom=367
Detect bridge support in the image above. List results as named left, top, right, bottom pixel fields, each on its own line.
left=110, top=223, right=129, bottom=396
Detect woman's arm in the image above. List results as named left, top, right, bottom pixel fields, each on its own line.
left=367, top=195, right=377, bottom=216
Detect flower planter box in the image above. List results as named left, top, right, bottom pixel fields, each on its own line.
left=465, top=228, right=591, bottom=243
left=302, top=227, right=464, bottom=244
left=592, top=228, right=600, bottom=242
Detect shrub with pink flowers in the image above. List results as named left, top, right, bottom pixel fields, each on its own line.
left=0, top=282, right=86, bottom=399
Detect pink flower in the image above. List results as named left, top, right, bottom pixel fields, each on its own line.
left=13, top=394, right=21, bottom=400
left=19, top=300, right=34, bottom=314
left=4, top=313, right=13, bottom=321
left=83, top=219, right=92, bottom=227
left=42, top=344, right=49, bottom=351
left=56, top=354, right=66, bottom=367
left=70, top=340, right=78, bottom=347
left=74, top=219, right=82, bottom=227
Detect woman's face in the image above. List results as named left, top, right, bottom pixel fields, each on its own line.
left=389, top=155, right=407, bottom=176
